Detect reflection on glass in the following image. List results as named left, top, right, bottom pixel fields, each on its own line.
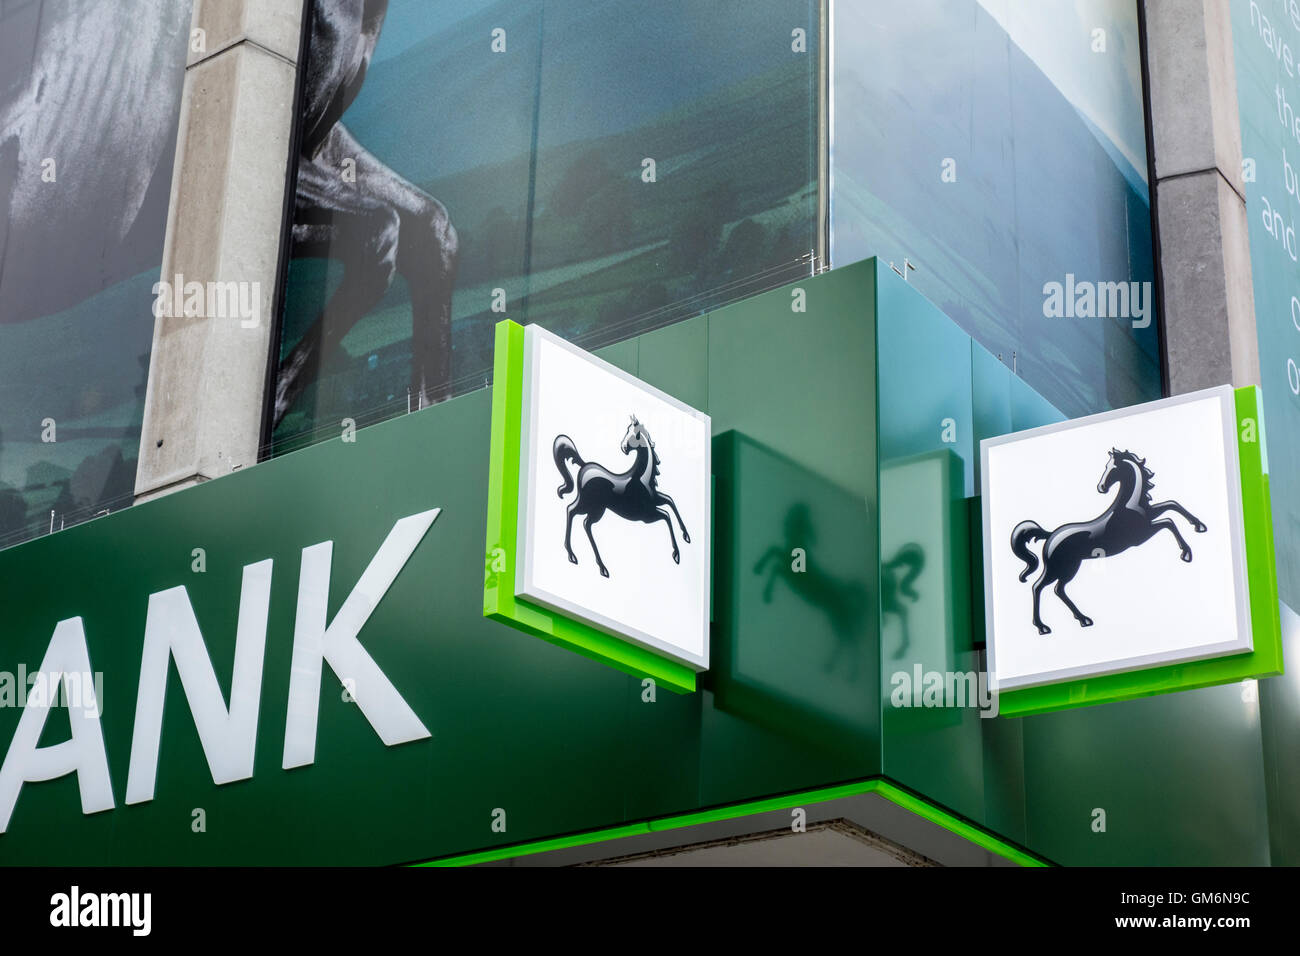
left=874, top=266, right=1008, bottom=819
left=831, top=0, right=1158, bottom=418
left=882, top=543, right=926, bottom=660
left=753, top=502, right=876, bottom=677
left=712, top=431, right=879, bottom=757
left=275, top=0, right=820, bottom=454
left=752, top=500, right=928, bottom=670
left=880, top=451, right=966, bottom=732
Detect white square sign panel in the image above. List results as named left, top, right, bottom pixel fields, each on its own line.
left=517, top=325, right=712, bottom=671
left=981, top=386, right=1252, bottom=691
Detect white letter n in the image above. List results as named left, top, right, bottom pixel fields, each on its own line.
left=282, top=509, right=439, bottom=770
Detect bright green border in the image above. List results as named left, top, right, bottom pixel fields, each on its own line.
left=414, top=777, right=1050, bottom=867
left=999, top=386, right=1284, bottom=717
left=483, top=320, right=697, bottom=694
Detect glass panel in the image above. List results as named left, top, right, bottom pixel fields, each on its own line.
left=831, top=0, right=1159, bottom=419
left=273, top=0, right=544, bottom=452
left=703, top=260, right=880, bottom=803
left=876, top=267, right=985, bottom=824
left=273, top=0, right=821, bottom=456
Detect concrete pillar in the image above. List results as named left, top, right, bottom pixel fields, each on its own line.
left=134, top=0, right=305, bottom=502
left=1143, top=0, right=1260, bottom=396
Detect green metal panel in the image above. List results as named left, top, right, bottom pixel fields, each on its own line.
left=875, top=265, right=991, bottom=830
left=699, top=261, right=882, bottom=807
left=968, top=336, right=1049, bottom=850
left=637, top=317, right=710, bottom=413
left=1021, top=682, right=1272, bottom=865
left=706, top=266, right=876, bottom=503
left=710, top=431, right=879, bottom=765
left=1260, top=605, right=1300, bottom=864
left=0, top=260, right=903, bottom=866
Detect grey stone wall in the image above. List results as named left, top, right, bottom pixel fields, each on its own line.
left=134, top=0, right=305, bottom=502
left=1144, top=0, right=1260, bottom=395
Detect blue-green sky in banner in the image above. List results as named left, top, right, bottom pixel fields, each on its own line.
left=274, top=0, right=819, bottom=454
left=832, top=0, right=1158, bottom=420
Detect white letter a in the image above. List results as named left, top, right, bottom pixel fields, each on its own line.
left=0, top=619, right=113, bottom=833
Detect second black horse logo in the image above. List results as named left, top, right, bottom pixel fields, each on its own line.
left=554, top=416, right=690, bottom=578
left=1010, top=448, right=1207, bottom=635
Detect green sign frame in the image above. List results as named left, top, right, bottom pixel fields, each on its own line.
left=483, top=320, right=698, bottom=693
left=997, top=387, right=1283, bottom=716
left=418, top=777, right=1051, bottom=867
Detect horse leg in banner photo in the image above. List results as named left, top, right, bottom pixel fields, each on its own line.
left=277, top=143, right=400, bottom=423
left=332, top=124, right=459, bottom=411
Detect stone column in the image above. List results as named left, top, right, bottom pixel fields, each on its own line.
left=1143, top=0, right=1260, bottom=395
left=134, top=0, right=305, bottom=502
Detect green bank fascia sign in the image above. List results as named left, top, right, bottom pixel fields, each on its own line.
left=0, top=258, right=1287, bottom=866
left=0, top=260, right=1031, bottom=866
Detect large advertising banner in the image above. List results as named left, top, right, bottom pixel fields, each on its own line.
left=833, top=0, right=1159, bottom=420
left=1232, top=0, right=1300, bottom=611
left=0, top=0, right=193, bottom=551
left=274, top=0, right=820, bottom=454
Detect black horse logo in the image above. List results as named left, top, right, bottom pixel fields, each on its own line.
left=1010, top=448, right=1207, bottom=635
left=554, top=416, right=691, bottom=578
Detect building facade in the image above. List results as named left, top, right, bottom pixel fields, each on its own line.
left=0, top=0, right=1296, bottom=866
